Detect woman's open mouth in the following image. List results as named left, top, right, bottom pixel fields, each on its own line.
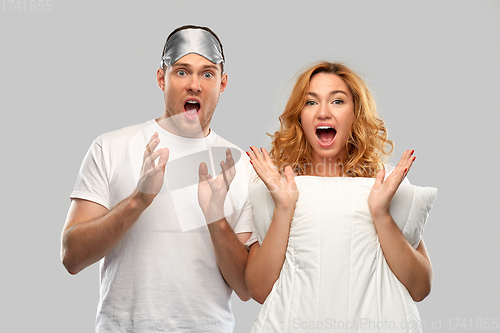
left=316, top=125, right=336, bottom=147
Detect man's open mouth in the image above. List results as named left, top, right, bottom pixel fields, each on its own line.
left=184, top=100, right=200, bottom=120
left=316, top=125, right=336, bottom=145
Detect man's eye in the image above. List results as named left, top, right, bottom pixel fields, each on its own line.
left=177, top=70, right=187, bottom=76
left=203, top=72, right=213, bottom=78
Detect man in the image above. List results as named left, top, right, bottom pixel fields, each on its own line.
left=61, top=25, right=256, bottom=332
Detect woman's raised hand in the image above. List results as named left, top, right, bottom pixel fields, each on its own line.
left=368, top=149, right=416, bottom=219
left=248, top=147, right=299, bottom=211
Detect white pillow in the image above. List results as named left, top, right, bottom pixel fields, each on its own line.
left=248, top=176, right=438, bottom=332
left=249, top=176, right=438, bottom=249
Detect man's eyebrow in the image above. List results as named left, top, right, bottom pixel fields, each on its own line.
left=171, top=63, right=220, bottom=71
left=171, top=62, right=190, bottom=67
left=307, top=90, right=348, bottom=97
left=203, top=64, right=219, bottom=71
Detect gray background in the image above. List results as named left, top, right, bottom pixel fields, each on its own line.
left=1, top=0, right=499, bottom=332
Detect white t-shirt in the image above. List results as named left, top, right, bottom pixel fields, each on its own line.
left=70, top=120, right=254, bottom=332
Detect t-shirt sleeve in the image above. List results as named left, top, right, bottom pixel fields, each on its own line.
left=232, top=193, right=254, bottom=235
left=70, top=139, right=111, bottom=209
left=244, top=224, right=259, bottom=248
left=232, top=155, right=257, bottom=236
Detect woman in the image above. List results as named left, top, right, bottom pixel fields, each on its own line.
left=245, top=62, right=434, bottom=332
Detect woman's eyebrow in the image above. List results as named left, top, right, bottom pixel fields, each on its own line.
left=307, top=90, right=348, bottom=97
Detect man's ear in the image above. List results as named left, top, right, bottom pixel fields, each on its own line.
left=157, top=68, right=165, bottom=91
left=220, top=73, right=228, bottom=94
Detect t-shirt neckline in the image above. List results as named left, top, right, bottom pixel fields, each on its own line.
left=147, top=119, right=216, bottom=147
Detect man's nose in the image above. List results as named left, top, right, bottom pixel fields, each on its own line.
left=187, top=76, right=202, bottom=92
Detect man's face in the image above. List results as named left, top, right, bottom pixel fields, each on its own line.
left=157, top=53, right=227, bottom=137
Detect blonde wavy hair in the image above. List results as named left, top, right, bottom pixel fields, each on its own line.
left=269, top=62, right=394, bottom=177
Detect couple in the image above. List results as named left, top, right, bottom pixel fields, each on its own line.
left=61, top=25, right=434, bottom=332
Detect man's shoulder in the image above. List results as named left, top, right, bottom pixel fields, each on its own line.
left=95, top=121, right=151, bottom=146
left=210, top=131, right=244, bottom=152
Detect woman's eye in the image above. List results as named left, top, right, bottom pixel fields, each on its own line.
left=203, top=72, right=213, bottom=78
left=332, top=99, right=343, bottom=105
left=305, top=100, right=316, bottom=106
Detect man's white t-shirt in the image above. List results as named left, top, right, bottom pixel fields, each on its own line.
left=71, top=120, right=254, bottom=332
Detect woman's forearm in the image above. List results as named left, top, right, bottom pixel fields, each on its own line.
left=373, top=213, right=433, bottom=302
left=245, top=207, right=294, bottom=304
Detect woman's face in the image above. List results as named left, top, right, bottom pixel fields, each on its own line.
left=300, top=73, right=355, bottom=165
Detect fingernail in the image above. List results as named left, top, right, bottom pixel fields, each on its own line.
left=246, top=151, right=250, bottom=157
left=249, top=160, right=253, bottom=165
left=413, top=156, right=416, bottom=161
left=404, top=168, right=408, bottom=173
left=411, top=150, right=415, bottom=155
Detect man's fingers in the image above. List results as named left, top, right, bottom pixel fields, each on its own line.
left=144, top=132, right=160, bottom=159
left=199, top=161, right=209, bottom=178
left=146, top=162, right=166, bottom=178
left=222, top=149, right=236, bottom=181
left=221, top=161, right=230, bottom=191
left=225, top=148, right=235, bottom=169
left=146, top=132, right=158, bottom=147
left=158, top=147, right=170, bottom=169
left=142, top=148, right=163, bottom=170
left=199, top=161, right=216, bottom=185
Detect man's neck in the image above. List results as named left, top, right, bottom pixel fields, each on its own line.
left=155, top=116, right=210, bottom=138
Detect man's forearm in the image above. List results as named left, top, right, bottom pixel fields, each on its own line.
left=61, top=193, right=148, bottom=274
left=207, top=218, right=251, bottom=301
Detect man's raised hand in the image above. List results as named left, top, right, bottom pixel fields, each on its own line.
left=198, top=148, right=236, bottom=224
left=134, top=132, right=170, bottom=207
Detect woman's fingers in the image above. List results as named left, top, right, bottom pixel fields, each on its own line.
left=249, top=147, right=276, bottom=171
left=248, top=147, right=274, bottom=179
left=283, top=166, right=298, bottom=192
left=401, top=150, right=416, bottom=178
left=248, top=146, right=283, bottom=192
left=371, top=169, right=385, bottom=193
left=249, top=146, right=266, bottom=166
left=392, top=150, right=416, bottom=180
left=283, top=165, right=295, bottom=182
left=260, top=147, right=277, bottom=171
